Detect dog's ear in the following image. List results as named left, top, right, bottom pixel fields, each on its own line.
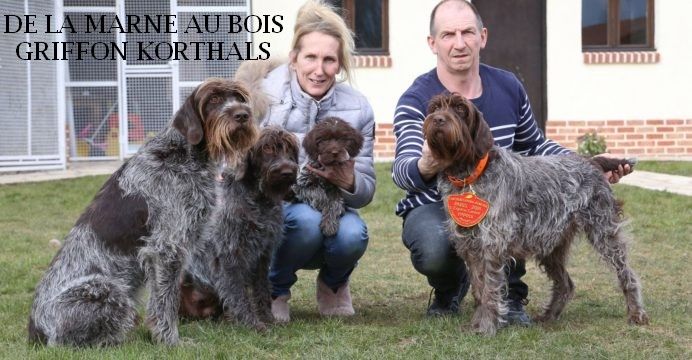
left=285, top=131, right=300, bottom=162
left=465, top=98, right=494, bottom=157
left=346, top=127, right=364, bottom=158
left=173, top=89, right=204, bottom=145
left=302, top=125, right=319, bottom=158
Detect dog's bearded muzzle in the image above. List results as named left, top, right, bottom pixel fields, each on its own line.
left=263, top=160, right=298, bottom=196
left=423, top=110, right=463, bottom=160
left=205, top=102, right=258, bottom=164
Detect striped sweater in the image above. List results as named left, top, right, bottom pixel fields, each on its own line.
left=392, top=65, right=571, bottom=217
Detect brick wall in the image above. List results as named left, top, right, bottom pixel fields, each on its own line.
left=374, top=123, right=395, bottom=160
left=373, top=120, right=692, bottom=161
left=546, top=119, right=692, bottom=159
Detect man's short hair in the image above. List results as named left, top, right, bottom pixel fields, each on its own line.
left=429, top=0, right=484, bottom=36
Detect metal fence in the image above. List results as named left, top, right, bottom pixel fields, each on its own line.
left=0, top=0, right=66, bottom=172
left=0, top=0, right=251, bottom=171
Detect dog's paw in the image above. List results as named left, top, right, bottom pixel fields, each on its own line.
left=252, top=321, right=268, bottom=333
left=628, top=310, right=649, bottom=325
left=533, top=312, right=556, bottom=323
left=471, top=320, right=498, bottom=336
left=151, top=327, right=179, bottom=346
left=320, top=221, right=339, bottom=237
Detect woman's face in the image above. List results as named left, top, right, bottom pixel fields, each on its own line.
left=291, top=32, right=341, bottom=100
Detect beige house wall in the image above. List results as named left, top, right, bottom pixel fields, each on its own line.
left=250, top=0, right=692, bottom=159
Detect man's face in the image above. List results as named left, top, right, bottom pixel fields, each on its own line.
left=428, top=3, right=487, bottom=75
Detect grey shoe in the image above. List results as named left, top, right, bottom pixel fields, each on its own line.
left=504, top=298, right=532, bottom=326
left=426, top=278, right=470, bottom=317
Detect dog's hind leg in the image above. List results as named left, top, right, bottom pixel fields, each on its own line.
left=535, top=241, right=575, bottom=323
left=466, top=251, right=506, bottom=336
left=319, top=200, right=344, bottom=237
left=587, top=226, right=649, bottom=325
left=52, top=275, right=137, bottom=346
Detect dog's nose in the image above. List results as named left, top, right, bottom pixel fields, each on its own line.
left=234, top=110, right=250, bottom=124
left=433, top=115, right=446, bottom=126
left=281, top=170, right=296, bottom=181
left=280, top=164, right=297, bottom=180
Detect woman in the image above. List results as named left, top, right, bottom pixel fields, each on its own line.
left=258, top=0, right=375, bottom=322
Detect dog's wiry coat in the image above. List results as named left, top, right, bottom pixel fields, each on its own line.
left=424, top=94, right=648, bottom=336
left=28, top=78, right=258, bottom=347
left=293, top=117, right=364, bottom=236
left=210, top=127, right=299, bottom=330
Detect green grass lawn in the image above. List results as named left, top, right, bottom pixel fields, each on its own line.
left=0, top=163, right=690, bottom=359
left=636, top=161, right=692, bottom=177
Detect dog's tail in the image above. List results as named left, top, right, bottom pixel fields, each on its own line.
left=234, top=58, right=284, bottom=123
left=589, top=156, right=638, bottom=173
left=31, top=275, right=138, bottom=347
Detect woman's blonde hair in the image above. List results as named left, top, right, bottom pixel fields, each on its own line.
left=290, top=0, right=355, bottom=83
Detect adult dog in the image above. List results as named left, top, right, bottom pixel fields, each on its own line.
left=28, top=78, right=258, bottom=346
left=423, top=93, right=648, bottom=336
left=293, top=117, right=364, bottom=236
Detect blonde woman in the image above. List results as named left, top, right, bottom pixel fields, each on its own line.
left=257, top=1, right=375, bottom=322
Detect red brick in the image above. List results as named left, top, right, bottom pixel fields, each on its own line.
left=646, top=119, right=664, bottom=125
left=635, top=126, right=655, bottom=133
left=607, top=120, right=625, bottom=126
left=656, top=140, right=675, bottom=147
left=645, top=134, right=664, bottom=140
left=616, top=127, right=635, bottom=133
left=656, top=126, right=674, bottom=132
left=666, top=147, right=685, bottom=154
left=665, top=119, right=684, bottom=125
left=626, top=134, right=644, bottom=140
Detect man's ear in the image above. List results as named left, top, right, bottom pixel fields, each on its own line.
left=173, top=90, right=203, bottom=145
left=480, top=27, right=488, bottom=49
left=427, top=35, right=437, bottom=54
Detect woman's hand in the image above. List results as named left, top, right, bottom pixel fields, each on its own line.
left=306, top=159, right=356, bottom=192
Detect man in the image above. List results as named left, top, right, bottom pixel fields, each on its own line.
left=392, top=0, right=629, bottom=324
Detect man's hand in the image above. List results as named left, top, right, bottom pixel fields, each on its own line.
left=594, top=153, right=633, bottom=184
left=418, top=140, right=452, bottom=181
left=307, top=159, right=356, bottom=192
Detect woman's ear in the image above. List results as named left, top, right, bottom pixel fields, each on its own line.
left=288, top=50, right=298, bottom=68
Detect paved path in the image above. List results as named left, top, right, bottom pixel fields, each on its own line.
left=1, top=162, right=691, bottom=197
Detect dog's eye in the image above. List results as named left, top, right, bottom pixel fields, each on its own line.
left=209, top=95, right=222, bottom=104
left=262, top=145, right=274, bottom=154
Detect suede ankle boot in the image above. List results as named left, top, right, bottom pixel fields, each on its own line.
left=316, top=277, right=355, bottom=316
left=271, top=294, right=291, bottom=323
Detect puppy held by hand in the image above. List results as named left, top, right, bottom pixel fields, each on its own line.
left=293, top=117, right=364, bottom=236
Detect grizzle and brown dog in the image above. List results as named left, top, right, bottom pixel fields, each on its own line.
left=28, top=78, right=259, bottom=346
left=423, top=93, right=649, bottom=335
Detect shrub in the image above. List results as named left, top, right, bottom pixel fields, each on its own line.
left=577, top=131, right=607, bottom=156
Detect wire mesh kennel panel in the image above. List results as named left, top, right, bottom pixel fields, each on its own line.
left=0, top=0, right=65, bottom=172
left=64, top=8, right=120, bottom=160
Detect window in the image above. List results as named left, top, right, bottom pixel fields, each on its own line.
left=327, top=0, right=389, bottom=55
left=582, top=0, right=654, bottom=51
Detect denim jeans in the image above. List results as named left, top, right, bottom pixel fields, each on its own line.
left=269, top=202, right=369, bottom=297
left=402, top=201, right=528, bottom=301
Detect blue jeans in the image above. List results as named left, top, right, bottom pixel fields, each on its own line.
left=269, top=202, right=369, bottom=297
left=402, top=202, right=528, bottom=301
